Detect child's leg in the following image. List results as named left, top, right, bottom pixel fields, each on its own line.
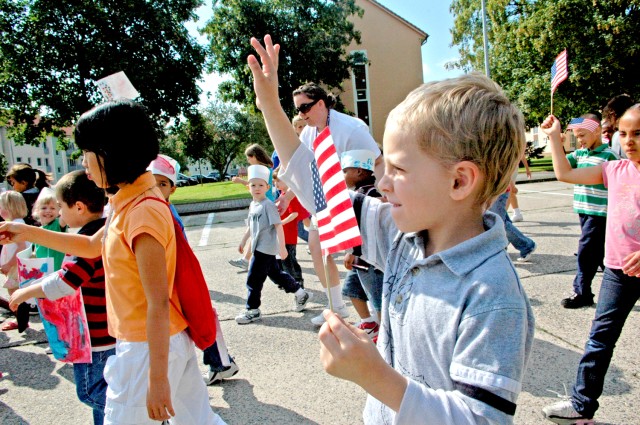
left=572, top=214, right=607, bottom=299
left=266, top=255, right=301, bottom=294
left=74, top=348, right=115, bottom=425
left=282, top=244, right=303, bottom=285
left=245, top=251, right=270, bottom=310
left=297, top=220, right=309, bottom=243
left=356, top=267, right=384, bottom=321
left=571, top=268, right=640, bottom=418
left=104, top=333, right=226, bottom=425
left=203, top=312, right=232, bottom=371
left=489, top=192, right=535, bottom=255
left=341, top=269, right=369, bottom=320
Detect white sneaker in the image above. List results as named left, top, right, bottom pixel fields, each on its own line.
left=235, top=308, right=261, bottom=324
left=294, top=291, right=312, bottom=312
left=541, top=399, right=593, bottom=424
left=228, top=258, right=249, bottom=271
left=311, top=304, right=350, bottom=326
left=516, top=242, right=537, bottom=262
left=203, top=360, right=239, bottom=385
left=511, top=212, right=524, bottom=222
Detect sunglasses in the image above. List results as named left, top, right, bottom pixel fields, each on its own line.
left=295, top=98, right=320, bottom=114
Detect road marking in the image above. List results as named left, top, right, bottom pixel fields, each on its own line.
left=518, top=189, right=573, bottom=197
left=198, top=213, right=215, bottom=246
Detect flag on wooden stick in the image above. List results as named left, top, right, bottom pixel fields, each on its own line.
left=310, top=127, right=362, bottom=256
left=550, top=50, right=568, bottom=93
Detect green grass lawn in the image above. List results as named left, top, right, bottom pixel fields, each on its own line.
left=170, top=181, right=251, bottom=205
left=522, top=157, right=554, bottom=172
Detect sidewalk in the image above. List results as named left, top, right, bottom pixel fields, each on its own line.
left=175, top=171, right=558, bottom=216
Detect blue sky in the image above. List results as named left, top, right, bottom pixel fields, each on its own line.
left=186, top=0, right=464, bottom=104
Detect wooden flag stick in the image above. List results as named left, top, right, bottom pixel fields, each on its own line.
left=551, top=91, right=554, bottom=116
left=322, top=252, right=334, bottom=312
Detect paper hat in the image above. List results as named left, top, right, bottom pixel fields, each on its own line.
left=147, top=154, right=180, bottom=184
left=247, top=164, right=270, bottom=183
left=340, top=149, right=375, bottom=171
left=95, top=71, right=140, bottom=101
left=567, top=118, right=600, bottom=133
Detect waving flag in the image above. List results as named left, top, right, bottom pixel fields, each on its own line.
left=311, top=127, right=362, bottom=255
left=567, top=117, right=600, bottom=133
left=551, top=50, right=568, bottom=93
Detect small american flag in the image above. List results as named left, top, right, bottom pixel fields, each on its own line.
left=311, top=127, right=362, bottom=255
left=567, top=117, right=600, bottom=133
left=551, top=50, right=568, bottom=93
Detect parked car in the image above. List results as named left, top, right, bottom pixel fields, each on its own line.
left=205, top=171, right=221, bottom=182
left=177, top=173, right=197, bottom=186
left=191, top=173, right=217, bottom=183
left=224, top=169, right=239, bottom=181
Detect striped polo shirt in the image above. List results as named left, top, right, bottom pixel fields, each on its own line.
left=566, top=144, right=618, bottom=216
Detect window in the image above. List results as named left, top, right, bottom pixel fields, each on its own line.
left=57, top=167, right=61, bottom=173
left=37, top=158, right=42, bottom=166
left=16, top=157, right=22, bottom=163
left=350, top=51, right=371, bottom=128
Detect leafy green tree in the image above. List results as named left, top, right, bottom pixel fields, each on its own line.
left=171, top=102, right=270, bottom=178
left=0, top=0, right=206, bottom=146
left=449, top=0, right=640, bottom=126
left=202, top=0, right=362, bottom=116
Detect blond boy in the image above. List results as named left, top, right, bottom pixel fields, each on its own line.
left=247, top=35, right=534, bottom=424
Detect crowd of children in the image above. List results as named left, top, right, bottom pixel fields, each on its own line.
left=0, top=34, right=638, bottom=425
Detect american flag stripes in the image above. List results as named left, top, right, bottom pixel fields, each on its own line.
left=550, top=50, right=568, bottom=93
left=567, top=118, right=600, bottom=133
left=311, top=127, right=362, bottom=255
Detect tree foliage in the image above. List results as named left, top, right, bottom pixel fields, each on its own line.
left=0, top=0, right=206, bottom=146
left=449, top=0, right=640, bottom=126
left=170, top=101, right=270, bottom=175
left=202, top=0, right=362, bottom=117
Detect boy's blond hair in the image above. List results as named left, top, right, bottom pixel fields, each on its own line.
left=387, top=73, right=525, bottom=207
left=32, top=188, right=57, bottom=222
left=0, top=190, right=28, bottom=219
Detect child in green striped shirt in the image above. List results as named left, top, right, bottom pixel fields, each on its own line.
left=562, top=113, right=618, bottom=309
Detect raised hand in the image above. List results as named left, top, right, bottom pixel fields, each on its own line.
left=247, top=35, right=281, bottom=112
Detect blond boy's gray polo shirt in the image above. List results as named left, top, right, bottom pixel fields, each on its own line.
left=280, top=145, right=535, bottom=425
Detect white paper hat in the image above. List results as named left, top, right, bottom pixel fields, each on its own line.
left=247, top=164, right=270, bottom=183
left=147, top=154, right=180, bottom=185
left=340, top=149, right=375, bottom=171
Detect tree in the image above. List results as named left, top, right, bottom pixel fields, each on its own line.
left=202, top=0, right=362, bottom=116
left=170, top=101, right=271, bottom=177
left=449, top=0, right=640, bottom=126
left=0, top=0, right=206, bottom=146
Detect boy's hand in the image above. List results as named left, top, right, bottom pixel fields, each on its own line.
left=279, top=247, right=288, bottom=260
left=0, top=222, right=30, bottom=245
left=146, top=377, right=174, bottom=421
left=9, top=288, right=28, bottom=311
left=247, top=35, right=281, bottom=111
left=238, top=243, right=245, bottom=254
left=319, top=309, right=383, bottom=384
left=622, top=251, right=640, bottom=277
left=540, top=115, right=562, bottom=138
left=0, top=264, right=10, bottom=275
left=344, top=253, right=355, bottom=270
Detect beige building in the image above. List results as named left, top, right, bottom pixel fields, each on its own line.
left=341, top=0, right=428, bottom=144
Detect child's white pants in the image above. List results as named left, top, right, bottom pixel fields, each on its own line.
left=103, top=331, right=226, bottom=425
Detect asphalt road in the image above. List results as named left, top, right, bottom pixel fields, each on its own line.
left=1, top=179, right=639, bottom=425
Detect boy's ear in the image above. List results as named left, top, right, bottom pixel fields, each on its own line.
left=74, top=201, right=87, bottom=214
left=450, top=161, right=483, bottom=202
left=170, top=185, right=177, bottom=196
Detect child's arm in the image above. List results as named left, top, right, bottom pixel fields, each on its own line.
left=522, top=154, right=532, bottom=179
left=320, top=311, right=407, bottom=411
left=274, top=223, right=288, bottom=260
left=248, top=35, right=301, bottom=167
left=238, top=226, right=250, bottom=254
left=9, top=284, right=46, bottom=309
left=0, top=241, right=26, bottom=274
left=231, top=176, right=249, bottom=186
left=0, top=222, right=103, bottom=258
left=541, top=115, right=604, bottom=185
left=132, top=233, right=175, bottom=422
left=280, top=212, right=298, bottom=226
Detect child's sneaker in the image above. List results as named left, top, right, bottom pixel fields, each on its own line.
left=516, top=242, right=536, bottom=262
left=203, top=359, right=239, bottom=385
left=511, top=211, right=524, bottom=222
left=311, top=304, right=350, bottom=326
left=294, top=291, right=312, bottom=312
left=357, top=321, right=380, bottom=342
left=561, top=293, right=594, bottom=309
left=542, top=399, right=593, bottom=424
left=235, top=308, right=261, bottom=324
left=228, top=258, right=249, bottom=271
